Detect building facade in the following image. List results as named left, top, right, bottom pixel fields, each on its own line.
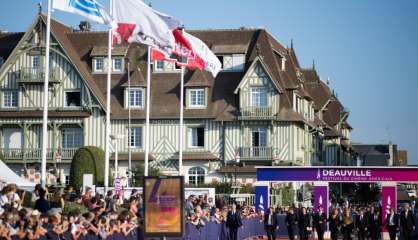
left=0, top=14, right=355, bottom=186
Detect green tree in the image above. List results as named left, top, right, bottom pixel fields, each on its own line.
left=69, top=146, right=106, bottom=189
left=132, top=164, right=161, bottom=187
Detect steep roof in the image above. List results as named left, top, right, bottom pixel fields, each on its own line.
left=12, top=15, right=347, bottom=125
left=0, top=32, right=24, bottom=62
left=302, top=69, right=332, bottom=111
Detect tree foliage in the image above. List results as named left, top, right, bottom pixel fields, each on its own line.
left=132, top=164, right=161, bottom=187
left=69, top=146, right=105, bottom=190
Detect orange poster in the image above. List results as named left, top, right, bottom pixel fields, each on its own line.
left=144, top=177, right=184, bottom=237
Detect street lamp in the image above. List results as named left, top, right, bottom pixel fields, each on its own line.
left=110, top=134, right=124, bottom=179
left=234, top=153, right=240, bottom=185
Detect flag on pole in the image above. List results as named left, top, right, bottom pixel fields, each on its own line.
left=52, top=0, right=113, bottom=26
left=112, top=0, right=181, bottom=54
left=152, top=30, right=222, bottom=77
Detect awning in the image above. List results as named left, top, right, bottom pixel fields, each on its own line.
left=0, top=161, right=36, bottom=191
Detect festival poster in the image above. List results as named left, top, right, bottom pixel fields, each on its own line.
left=143, top=176, right=184, bottom=237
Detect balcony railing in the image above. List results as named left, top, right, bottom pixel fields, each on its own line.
left=238, top=106, right=274, bottom=120
left=0, top=148, right=77, bottom=163
left=238, top=146, right=274, bottom=161
left=18, top=67, right=60, bottom=84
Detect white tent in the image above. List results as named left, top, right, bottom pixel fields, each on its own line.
left=0, top=161, right=36, bottom=191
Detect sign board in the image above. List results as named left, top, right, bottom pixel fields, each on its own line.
left=257, top=167, right=418, bottom=183
left=82, top=174, right=93, bottom=194
left=143, top=176, right=184, bottom=237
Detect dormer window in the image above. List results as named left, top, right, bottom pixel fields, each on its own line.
left=218, top=54, right=244, bottom=71
left=155, top=60, right=164, bottom=71
left=94, top=58, right=104, bottom=72
left=125, top=87, right=144, bottom=109
left=112, top=57, right=123, bottom=72
left=187, top=88, right=206, bottom=108
left=250, top=87, right=268, bottom=107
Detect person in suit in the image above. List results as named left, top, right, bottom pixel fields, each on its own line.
left=368, top=208, right=382, bottom=240
left=356, top=208, right=368, bottom=240
left=226, top=202, right=242, bottom=240
left=400, top=204, right=416, bottom=240
left=383, top=208, right=399, bottom=240
left=313, top=206, right=326, bottom=240
left=329, top=208, right=341, bottom=240
left=298, top=207, right=311, bottom=240
left=264, top=206, right=278, bottom=240
left=285, top=207, right=298, bottom=240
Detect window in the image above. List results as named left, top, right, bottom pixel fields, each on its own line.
left=127, top=88, right=144, bottom=108
left=113, top=58, right=123, bottom=72
left=65, top=175, right=70, bottom=186
left=217, top=56, right=224, bottom=69
left=94, top=58, right=104, bottom=72
left=32, top=55, right=40, bottom=69
left=219, top=54, right=244, bottom=71
left=62, top=127, right=83, bottom=149
left=189, top=89, right=205, bottom=108
left=3, top=91, right=18, bottom=108
left=232, top=54, right=244, bottom=71
left=251, top=88, right=267, bottom=107
left=65, top=91, right=81, bottom=107
left=128, top=127, right=142, bottom=148
left=251, top=128, right=267, bottom=147
left=155, top=60, right=164, bottom=71
left=188, top=167, right=205, bottom=186
left=189, top=127, right=204, bottom=148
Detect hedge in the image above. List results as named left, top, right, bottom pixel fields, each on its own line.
left=69, top=146, right=105, bottom=190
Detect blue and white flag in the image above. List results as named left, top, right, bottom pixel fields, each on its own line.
left=53, top=0, right=113, bottom=26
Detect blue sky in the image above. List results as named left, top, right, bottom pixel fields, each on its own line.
left=1, top=0, right=418, bottom=164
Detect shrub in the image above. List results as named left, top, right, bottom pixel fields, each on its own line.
left=63, top=202, right=88, bottom=215
left=132, top=164, right=161, bottom=187
left=69, top=146, right=105, bottom=190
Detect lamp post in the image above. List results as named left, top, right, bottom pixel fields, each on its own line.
left=234, top=153, right=240, bottom=185
left=110, top=134, right=124, bottom=179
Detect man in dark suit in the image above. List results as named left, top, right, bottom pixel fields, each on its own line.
left=264, top=206, right=278, bottom=240
left=226, top=202, right=242, bottom=240
left=383, top=208, right=399, bottom=240
left=285, top=207, right=298, bottom=240
left=356, top=208, right=368, bottom=240
left=368, top=208, right=382, bottom=240
left=400, top=204, right=416, bottom=240
left=298, top=207, right=310, bottom=240
left=313, top=206, right=326, bottom=240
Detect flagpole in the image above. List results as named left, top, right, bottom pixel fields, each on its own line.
left=178, top=66, right=184, bottom=176
left=144, top=46, right=151, bottom=177
left=104, top=0, right=113, bottom=193
left=127, top=60, right=132, bottom=187
left=40, top=0, right=52, bottom=188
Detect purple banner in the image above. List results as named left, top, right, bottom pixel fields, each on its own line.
left=313, top=185, right=329, bottom=216
left=255, top=185, right=269, bottom=212
left=382, top=185, right=397, bottom=232
left=257, top=167, right=418, bottom=182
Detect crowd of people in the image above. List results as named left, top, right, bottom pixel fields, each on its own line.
left=0, top=183, right=416, bottom=240
left=265, top=203, right=417, bottom=240
left=0, top=184, right=140, bottom=240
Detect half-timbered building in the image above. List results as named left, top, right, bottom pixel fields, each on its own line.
left=0, top=13, right=355, bottom=185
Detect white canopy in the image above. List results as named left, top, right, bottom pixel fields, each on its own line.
left=0, top=161, right=36, bottom=191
